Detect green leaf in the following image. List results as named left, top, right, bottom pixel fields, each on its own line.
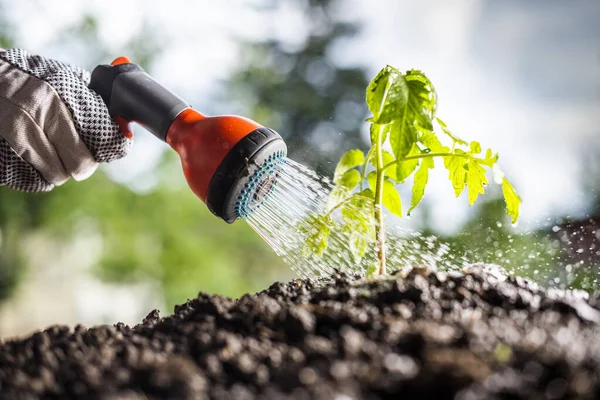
left=367, top=171, right=377, bottom=193
left=369, top=150, right=396, bottom=181
left=366, top=66, right=409, bottom=124
left=408, top=157, right=434, bottom=215
left=483, top=148, right=499, bottom=167
left=334, top=150, right=364, bottom=183
left=349, top=230, right=370, bottom=259
left=367, top=171, right=403, bottom=217
left=469, top=141, right=481, bottom=154
left=340, top=193, right=375, bottom=260
left=382, top=151, right=396, bottom=180
left=298, top=215, right=333, bottom=257
left=341, top=193, right=375, bottom=223
left=382, top=180, right=402, bottom=217
left=327, top=168, right=362, bottom=212
left=370, top=123, right=388, bottom=146
left=389, top=118, right=417, bottom=162
left=404, top=70, right=437, bottom=130
left=357, top=188, right=375, bottom=200
left=366, top=66, right=394, bottom=121
left=339, top=169, right=361, bottom=190
left=466, top=160, right=488, bottom=205
left=445, top=153, right=468, bottom=197
left=395, top=144, right=420, bottom=182
left=501, top=178, right=521, bottom=224
left=437, top=117, right=467, bottom=146
left=419, top=131, right=444, bottom=153
left=385, top=71, right=436, bottom=165
left=366, top=263, right=378, bottom=278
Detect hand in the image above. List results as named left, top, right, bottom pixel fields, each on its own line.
left=0, top=48, right=132, bottom=192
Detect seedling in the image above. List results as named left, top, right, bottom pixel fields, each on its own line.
left=300, top=65, right=521, bottom=276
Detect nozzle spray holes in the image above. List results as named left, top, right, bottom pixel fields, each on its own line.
left=235, top=152, right=285, bottom=219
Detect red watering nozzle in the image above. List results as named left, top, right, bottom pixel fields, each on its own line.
left=89, top=57, right=287, bottom=223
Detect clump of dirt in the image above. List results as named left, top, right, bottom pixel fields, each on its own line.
left=1, top=265, right=599, bottom=399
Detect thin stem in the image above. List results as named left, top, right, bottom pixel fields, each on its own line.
left=382, top=152, right=485, bottom=172
left=360, top=147, right=375, bottom=191
left=325, top=195, right=374, bottom=218
left=373, top=124, right=386, bottom=275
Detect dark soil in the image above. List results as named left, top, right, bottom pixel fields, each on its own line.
left=1, top=265, right=600, bottom=400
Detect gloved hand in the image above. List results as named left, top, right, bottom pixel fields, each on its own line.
left=0, top=48, right=132, bottom=192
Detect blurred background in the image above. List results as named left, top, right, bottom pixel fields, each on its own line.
left=1, top=0, right=599, bottom=338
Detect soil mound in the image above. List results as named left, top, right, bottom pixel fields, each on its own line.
left=1, top=265, right=599, bottom=399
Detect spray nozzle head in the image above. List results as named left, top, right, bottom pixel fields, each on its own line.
left=206, top=127, right=287, bottom=223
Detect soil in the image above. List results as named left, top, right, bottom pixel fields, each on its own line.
left=1, top=264, right=600, bottom=400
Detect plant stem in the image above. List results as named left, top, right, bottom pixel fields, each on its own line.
left=374, top=124, right=386, bottom=275
left=382, top=152, right=486, bottom=173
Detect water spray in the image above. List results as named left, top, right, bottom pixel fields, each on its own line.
left=89, top=56, right=286, bottom=223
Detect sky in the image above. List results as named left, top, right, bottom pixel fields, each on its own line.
left=5, top=0, right=600, bottom=234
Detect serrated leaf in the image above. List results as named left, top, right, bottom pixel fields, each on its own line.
left=389, top=118, right=417, bottom=163
left=339, top=169, right=361, bottom=190
left=334, top=150, right=364, bottom=183
left=341, top=194, right=375, bottom=226
left=469, top=141, right=481, bottom=154
left=396, top=144, right=420, bottom=182
left=366, top=68, right=390, bottom=119
left=382, top=179, right=402, bottom=217
left=445, top=155, right=468, bottom=197
left=408, top=157, right=434, bottom=215
left=377, top=75, right=410, bottom=124
left=419, top=131, right=444, bottom=152
left=466, top=160, right=488, bottom=205
left=405, top=70, right=437, bottom=130
left=502, top=178, right=521, bottom=224
left=385, top=71, right=436, bottom=164
left=366, top=66, right=409, bottom=124
left=298, top=215, right=333, bottom=257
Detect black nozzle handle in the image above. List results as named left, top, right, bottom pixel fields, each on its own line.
left=89, top=62, right=189, bottom=141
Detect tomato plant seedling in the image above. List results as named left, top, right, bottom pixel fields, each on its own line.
left=300, top=65, right=521, bottom=276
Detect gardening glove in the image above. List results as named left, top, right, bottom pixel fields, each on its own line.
left=0, top=48, right=132, bottom=192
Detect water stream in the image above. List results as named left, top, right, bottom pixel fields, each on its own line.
left=246, top=158, right=600, bottom=291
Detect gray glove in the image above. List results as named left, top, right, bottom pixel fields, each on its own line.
left=0, top=48, right=132, bottom=192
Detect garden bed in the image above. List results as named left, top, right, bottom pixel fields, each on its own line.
left=1, top=265, right=599, bottom=399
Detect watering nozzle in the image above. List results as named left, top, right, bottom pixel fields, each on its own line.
left=89, top=57, right=287, bottom=223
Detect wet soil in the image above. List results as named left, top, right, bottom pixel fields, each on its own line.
left=1, top=264, right=599, bottom=399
